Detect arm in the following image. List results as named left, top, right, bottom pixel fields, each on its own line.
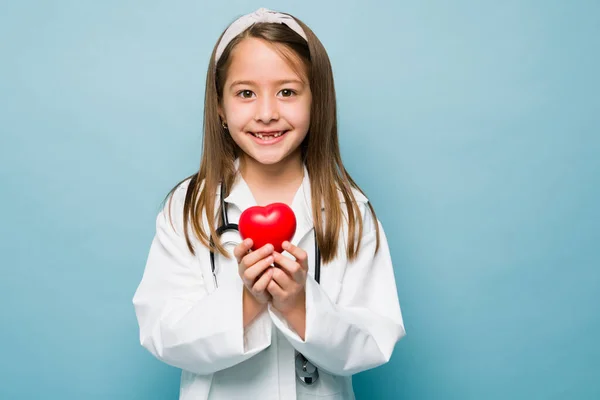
left=132, top=187, right=272, bottom=375
left=243, top=286, right=268, bottom=328
left=269, top=219, right=405, bottom=376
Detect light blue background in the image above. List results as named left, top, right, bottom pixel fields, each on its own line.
left=1, top=0, right=599, bottom=399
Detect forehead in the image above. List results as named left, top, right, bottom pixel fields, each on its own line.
left=225, top=37, right=307, bottom=84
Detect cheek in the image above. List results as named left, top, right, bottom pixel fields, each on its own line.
left=223, top=101, right=252, bottom=129
left=285, top=100, right=311, bottom=128
left=296, top=103, right=312, bottom=131
left=299, top=95, right=312, bottom=125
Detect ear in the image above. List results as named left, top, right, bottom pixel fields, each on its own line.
left=217, top=104, right=225, bottom=123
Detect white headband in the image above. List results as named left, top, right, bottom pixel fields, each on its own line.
left=215, top=8, right=307, bottom=63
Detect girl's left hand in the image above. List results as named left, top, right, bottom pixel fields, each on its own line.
left=267, top=241, right=308, bottom=315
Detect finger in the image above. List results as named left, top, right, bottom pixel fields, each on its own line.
left=241, top=243, right=274, bottom=268
left=234, top=238, right=253, bottom=263
left=273, top=251, right=304, bottom=282
left=252, top=267, right=274, bottom=293
left=244, top=255, right=274, bottom=284
left=281, top=241, right=308, bottom=270
left=267, top=279, right=286, bottom=298
left=271, top=265, right=294, bottom=290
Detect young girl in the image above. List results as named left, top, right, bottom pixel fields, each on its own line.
left=133, top=8, right=405, bottom=400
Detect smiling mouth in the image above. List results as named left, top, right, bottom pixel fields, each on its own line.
left=250, top=130, right=288, bottom=140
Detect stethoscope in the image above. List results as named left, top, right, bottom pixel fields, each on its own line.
left=209, top=183, right=321, bottom=385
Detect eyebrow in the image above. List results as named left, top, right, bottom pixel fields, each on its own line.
left=229, top=79, right=305, bottom=87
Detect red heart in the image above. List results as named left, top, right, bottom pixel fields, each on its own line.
left=239, top=203, right=296, bottom=253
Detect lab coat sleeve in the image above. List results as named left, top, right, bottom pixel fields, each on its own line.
left=268, top=216, right=405, bottom=376
left=132, top=185, right=271, bottom=375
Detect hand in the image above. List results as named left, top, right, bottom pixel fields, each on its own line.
left=268, top=241, right=309, bottom=314
left=234, top=239, right=275, bottom=305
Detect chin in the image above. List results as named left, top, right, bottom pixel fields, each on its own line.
left=245, top=148, right=298, bottom=166
left=251, top=154, right=286, bottom=166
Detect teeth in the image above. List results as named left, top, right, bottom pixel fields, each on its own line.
left=253, top=131, right=285, bottom=140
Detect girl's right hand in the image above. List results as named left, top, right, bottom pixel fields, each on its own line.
left=234, top=239, right=274, bottom=305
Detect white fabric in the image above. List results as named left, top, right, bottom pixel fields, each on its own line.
left=215, top=8, right=308, bottom=63
left=132, top=166, right=405, bottom=399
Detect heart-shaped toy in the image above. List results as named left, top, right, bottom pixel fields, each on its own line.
left=239, top=203, right=296, bottom=253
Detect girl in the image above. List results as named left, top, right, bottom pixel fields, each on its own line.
left=133, top=8, right=405, bottom=400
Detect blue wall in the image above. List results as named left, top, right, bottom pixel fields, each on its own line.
left=1, top=1, right=599, bottom=399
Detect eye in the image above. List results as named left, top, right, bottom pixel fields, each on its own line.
left=279, top=89, right=296, bottom=97
left=237, top=90, right=255, bottom=99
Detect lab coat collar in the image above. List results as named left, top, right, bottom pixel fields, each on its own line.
left=220, top=159, right=368, bottom=245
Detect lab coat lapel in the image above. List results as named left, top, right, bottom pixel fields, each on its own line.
left=290, top=165, right=315, bottom=247
left=222, top=173, right=257, bottom=213
left=220, top=158, right=258, bottom=212
left=291, top=169, right=370, bottom=246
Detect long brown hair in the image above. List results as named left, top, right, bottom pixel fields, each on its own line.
left=167, top=12, right=380, bottom=263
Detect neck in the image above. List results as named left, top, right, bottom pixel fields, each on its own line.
left=239, top=152, right=304, bottom=206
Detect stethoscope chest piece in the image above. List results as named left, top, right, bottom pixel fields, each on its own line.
left=295, top=352, right=319, bottom=385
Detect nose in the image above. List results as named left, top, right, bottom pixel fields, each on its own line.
left=255, top=95, right=279, bottom=123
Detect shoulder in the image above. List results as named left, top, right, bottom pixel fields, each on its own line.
left=336, top=186, right=379, bottom=237
left=157, top=176, right=199, bottom=235
left=167, top=177, right=195, bottom=208
left=335, top=185, right=369, bottom=205
left=335, top=186, right=366, bottom=202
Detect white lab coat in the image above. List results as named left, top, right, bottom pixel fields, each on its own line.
left=133, top=166, right=405, bottom=399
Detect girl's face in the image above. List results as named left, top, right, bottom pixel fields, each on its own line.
left=220, top=38, right=312, bottom=167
